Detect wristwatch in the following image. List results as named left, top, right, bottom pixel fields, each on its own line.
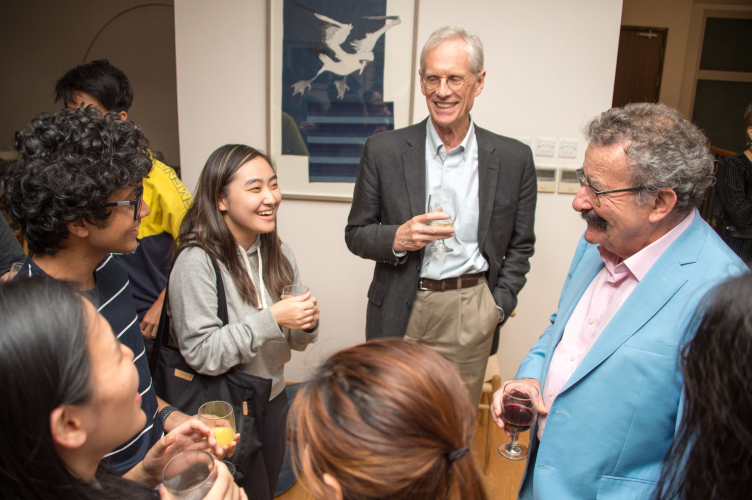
left=158, top=405, right=180, bottom=426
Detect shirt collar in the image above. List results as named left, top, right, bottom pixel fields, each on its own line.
left=426, top=116, right=475, bottom=158
left=598, top=210, right=695, bottom=282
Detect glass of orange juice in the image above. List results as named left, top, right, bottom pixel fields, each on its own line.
left=198, top=401, right=236, bottom=448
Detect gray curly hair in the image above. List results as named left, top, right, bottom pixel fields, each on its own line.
left=420, top=26, right=484, bottom=75
left=584, top=103, right=714, bottom=217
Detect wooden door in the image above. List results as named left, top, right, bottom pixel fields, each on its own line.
left=612, top=26, right=668, bottom=108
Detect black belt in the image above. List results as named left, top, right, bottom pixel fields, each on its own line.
left=418, top=272, right=486, bottom=291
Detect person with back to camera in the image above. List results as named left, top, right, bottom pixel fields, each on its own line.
left=656, top=271, right=752, bottom=500
left=0, top=275, right=246, bottom=499
left=714, top=103, right=752, bottom=263
left=289, top=339, right=488, bottom=500
left=168, top=144, right=320, bottom=500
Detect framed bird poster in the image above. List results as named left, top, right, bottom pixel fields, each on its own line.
left=268, top=0, right=418, bottom=201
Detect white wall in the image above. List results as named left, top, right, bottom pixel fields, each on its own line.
left=174, top=0, right=623, bottom=383
left=0, top=1, right=180, bottom=165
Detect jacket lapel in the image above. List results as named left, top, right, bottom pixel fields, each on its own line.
left=476, top=128, right=499, bottom=251
left=403, top=121, right=427, bottom=219
left=557, top=216, right=710, bottom=394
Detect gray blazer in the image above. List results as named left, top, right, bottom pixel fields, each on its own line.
left=345, top=119, right=537, bottom=352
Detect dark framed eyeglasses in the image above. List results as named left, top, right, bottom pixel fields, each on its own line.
left=421, top=73, right=475, bottom=91
left=104, top=189, right=144, bottom=221
left=576, top=168, right=646, bottom=207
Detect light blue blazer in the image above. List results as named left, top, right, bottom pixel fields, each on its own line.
left=515, top=211, right=746, bottom=499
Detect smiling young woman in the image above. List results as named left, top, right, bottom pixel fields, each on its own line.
left=169, top=144, right=320, bottom=499
left=0, top=276, right=243, bottom=500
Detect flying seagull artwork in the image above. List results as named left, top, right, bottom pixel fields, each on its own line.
left=290, top=0, right=401, bottom=100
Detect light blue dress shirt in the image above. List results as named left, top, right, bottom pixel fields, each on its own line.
left=420, top=118, right=489, bottom=280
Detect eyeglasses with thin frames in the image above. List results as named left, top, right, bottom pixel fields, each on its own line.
left=421, top=73, right=475, bottom=91
left=104, top=189, right=144, bottom=221
left=575, top=168, right=646, bottom=207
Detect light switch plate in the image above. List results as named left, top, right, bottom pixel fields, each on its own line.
left=536, top=137, right=556, bottom=157
left=559, top=139, right=578, bottom=158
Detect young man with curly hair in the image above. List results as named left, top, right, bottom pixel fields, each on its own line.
left=0, top=107, right=196, bottom=472
left=55, top=59, right=192, bottom=338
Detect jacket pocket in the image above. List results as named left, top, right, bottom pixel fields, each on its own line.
left=367, top=281, right=386, bottom=307
left=596, top=475, right=661, bottom=499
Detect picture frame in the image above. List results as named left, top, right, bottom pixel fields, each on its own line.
left=267, top=0, right=419, bottom=201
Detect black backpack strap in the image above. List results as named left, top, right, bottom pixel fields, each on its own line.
left=208, top=253, right=229, bottom=325
left=148, top=245, right=229, bottom=374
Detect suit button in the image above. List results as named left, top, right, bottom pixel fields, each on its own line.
left=407, top=302, right=412, bottom=309
left=415, top=265, right=420, bottom=272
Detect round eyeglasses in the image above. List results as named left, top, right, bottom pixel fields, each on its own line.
left=576, top=168, right=646, bottom=207
left=104, top=189, right=144, bottom=221
left=421, top=73, right=475, bottom=91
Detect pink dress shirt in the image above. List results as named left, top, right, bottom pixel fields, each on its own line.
left=537, top=211, right=694, bottom=440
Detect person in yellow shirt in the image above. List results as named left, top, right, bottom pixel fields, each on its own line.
left=55, top=60, right=193, bottom=338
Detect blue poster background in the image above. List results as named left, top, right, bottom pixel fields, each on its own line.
left=282, top=0, right=395, bottom=183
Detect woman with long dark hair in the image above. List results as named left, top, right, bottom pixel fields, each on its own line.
left=289, top=339, right=488, bottom=500
left=169, top=144, right=319, bottom=499
left=657, top=272, right=752, bottom=499
left=0, top=276, right=244, bottom=499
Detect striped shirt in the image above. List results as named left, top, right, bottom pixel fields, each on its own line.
left=20, top=254, right=163, bottom=472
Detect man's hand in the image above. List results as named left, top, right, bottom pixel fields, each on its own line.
left=270, top=291, right=319, bottom=331
left=392, top=209, right=455, bottom=252
left=140, top=289, right=166, bottom=338
left=126, top=419, right=225, bottom=487
left=491, top=378, right=548, bottom=436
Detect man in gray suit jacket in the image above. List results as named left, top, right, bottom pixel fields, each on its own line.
left=345, top=26, right=537, bottom=405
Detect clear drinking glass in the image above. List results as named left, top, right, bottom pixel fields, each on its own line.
left=197, top=401, right=236, bottom=448
left=498, top=381, right=539, bottom=461
left=221, top=460, right=236, bottom=477
left=7, top=261, right=23, bottom=281
left=162, top=450, right=217, bottom=499
left=281, top=284, right=309, bottom=298
left=427, top=194, right=457, bottom=253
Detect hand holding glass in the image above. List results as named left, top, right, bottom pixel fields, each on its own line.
left=161, top=450, right=217, bottom=499
left=197, top=401, right=236, bottom=448
left=427, top=194, right=457, bottom=253
left=498, top=381, right=539, bottom=461
left=281, top=285, right=309, bottom=299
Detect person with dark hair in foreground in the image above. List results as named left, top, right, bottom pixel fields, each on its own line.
left=55, top=59, right=193, bottom=338
left=656, top=272, right=752, bottom=500
left=0, top=108, right=219, bottom=473
left=289, top=339, right=487, bottom=500
left=493, top=103, right=747, bottom=499
left=0, top=276, right=244, bottom=499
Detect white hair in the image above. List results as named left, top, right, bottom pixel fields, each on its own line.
left=420, top=26, right=484, bottom=75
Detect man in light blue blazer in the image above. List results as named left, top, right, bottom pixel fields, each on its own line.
left=492, top=103, right=746, bottom=499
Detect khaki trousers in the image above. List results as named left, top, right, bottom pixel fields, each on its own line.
left=404, top=276, right=499, bottom=407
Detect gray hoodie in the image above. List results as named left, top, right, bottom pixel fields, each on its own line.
left=168, top=237, right=317, bottom=400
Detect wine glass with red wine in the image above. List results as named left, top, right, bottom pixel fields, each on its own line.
left=498, top=381, right=539, bottom=461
